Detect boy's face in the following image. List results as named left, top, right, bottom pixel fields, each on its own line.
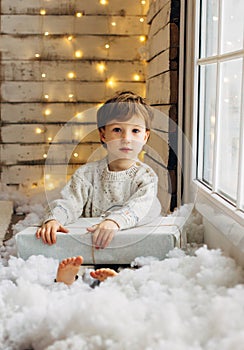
left=99, top=115, right=150, bottom=161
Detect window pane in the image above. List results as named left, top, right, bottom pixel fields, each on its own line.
left=241, top=146, right=244, bottom=210
left=217, top=59, right=243, bottom=201
left=200, top=0, right=219, bottom=58
left=221, top=0, right=244, bottom=54
left=199, top=64, right=217, bottom=185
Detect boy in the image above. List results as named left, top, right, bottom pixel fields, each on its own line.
left=36, top=91, right=161, bottom=251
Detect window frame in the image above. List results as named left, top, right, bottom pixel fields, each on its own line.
left=183, top=0, right=244, bottom=229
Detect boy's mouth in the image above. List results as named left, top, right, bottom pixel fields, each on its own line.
left=119, top=147, right=133, bottom=152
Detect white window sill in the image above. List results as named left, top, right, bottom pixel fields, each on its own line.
left=194, top=181, right=244, bottom=253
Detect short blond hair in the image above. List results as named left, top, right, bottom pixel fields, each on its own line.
left=97, top=91, right=153, bottom=132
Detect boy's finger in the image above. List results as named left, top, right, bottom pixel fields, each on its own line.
left=59, top=225, right=69, bottom=233
left=92, top=227, right=100, bottom=247
left=103, top=232, right=114, bottom=248
left=87, top=225, right=98, bottom=233
left=44, top=228, right=52, bottom=245
left=40, top=230, right=47, bottom=244
left=36, top=228, right=41, bottom=239
left=95, top=231, right=104, bottom=248
left=99, top=230, right=111, bottom=248
left=50, top=229, right=57, bottom=244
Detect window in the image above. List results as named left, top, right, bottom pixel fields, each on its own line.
left=195, top=0, right=244, bottom=213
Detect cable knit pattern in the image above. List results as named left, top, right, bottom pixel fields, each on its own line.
left=43, top=157, right=161, bottom=229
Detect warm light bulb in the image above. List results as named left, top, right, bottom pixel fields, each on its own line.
left=139, top=35, right=146, bottom=42
left=100, top=0, right=108, bottom=4
left=141, top=0, right=146, bottom=5
left=76, top=12, right=83, bottom=18
left=111, top=22, right=116, bottom=26
left=45, top=174, right=51, bottom=180
left=35, top=128, right=43, bottom=134
left=69, top=94, right=74, bottom=99
left=133, top=74, right=140, bottom=81
left=47, top=137, right=52, bottom=142
left=67, top=35, right=73, bottom=41
left=140, top=17, right=144, bottom=23
left=75, top=50, right=82, bottom=58
left=44, top=94, right=49, bottom=99
left=105, top=43, right=110, bottom=49
left=73, top=153, right=79, bottom=158
left=97, top=62, right=106, bottom=73
left=44, top=31, right=49, bottom=36
left=43, top=153, right=47, bottom=159
left=68, top=72, right=76, bottom=79
left=44, top=109, right=51, bottom=116
left=47, top=183, right=54, bottom=190
left=107, top=78, right=115, bottom=88
left=35, top=53, right=40, bottom=58
left=41, top=73, right=46, bottom=78
left=40, top=9, right=46, bottom=15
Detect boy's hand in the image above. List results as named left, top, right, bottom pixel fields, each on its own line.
left=36, top=219, right=69, bottom=245
left=87, top=219, right=119, bottom=249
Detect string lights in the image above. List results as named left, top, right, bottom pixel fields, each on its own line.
left=34, top=0, right=147, bottom=190
left=44, top=108, right=51, bottom=116
left=75, top=50, right=83, bottom=58
left=139, top=35, right=146, bottom=42
left=35, top=127, right=43, bottom=134
left=76, top=12, right=83, bottom=18
left=40, top=9, right=46, bottom=15
left=133, top=74, right=141, bottom=81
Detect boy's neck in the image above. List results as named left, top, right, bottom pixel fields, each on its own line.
left=107, top=157, right=136, bottom=171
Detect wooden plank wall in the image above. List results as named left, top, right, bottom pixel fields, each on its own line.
left=146, top=0, right=180, bottom=212
left=0, top=0, right=148, bottom=191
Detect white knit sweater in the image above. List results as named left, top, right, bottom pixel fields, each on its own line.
left=43, top=157, right=161, bottom=229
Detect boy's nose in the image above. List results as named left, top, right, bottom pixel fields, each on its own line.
left=121, top=130, right=131, bottom=140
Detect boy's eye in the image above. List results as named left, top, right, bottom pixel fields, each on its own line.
left=112, top=127, right=122, bottom=133
left=132, top=128, right=141, bottom=133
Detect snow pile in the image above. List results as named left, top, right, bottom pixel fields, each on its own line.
left=0, top=246, right=244, bottom=350
left=1, top=187, right=241, bottom=349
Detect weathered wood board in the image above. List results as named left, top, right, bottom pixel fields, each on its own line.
left=1, top=15, right=147, bottom=35
left=146, top=0, right=179, bottom=210
left=1, top=36, right=147, bottom=61
left=2, top=61, right=146, bottom=82
left=1, top=143, right=102, bottom=165
left=1, top=124, right=99, bottom=143
left=1, top=103, right=98, bottom=123
left=1, top=0, right=149, bottom=16
left=147, top=49, right=170, bottom=78
left=147, top=25, right=170, bottom=61
left=1, top=81, right=146, bottom=102
left=147, top=0, right=170, bottom=24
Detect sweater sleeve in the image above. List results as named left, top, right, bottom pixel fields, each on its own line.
left=106, top=167, right=161, bottom=230
left=42, top=172, right=92, bottom=225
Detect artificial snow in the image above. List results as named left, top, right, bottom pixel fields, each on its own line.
left=0, top=247, right=244, bottom=350
left=1, top=187, right=244, bottom=349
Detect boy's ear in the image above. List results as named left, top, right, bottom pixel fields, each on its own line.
left=143, top=130, right=150, bottom=144
left=99, top=127, right=106, bottom=143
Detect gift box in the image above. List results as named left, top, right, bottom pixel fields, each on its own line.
left=15, top=216, right=186, bottom=264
